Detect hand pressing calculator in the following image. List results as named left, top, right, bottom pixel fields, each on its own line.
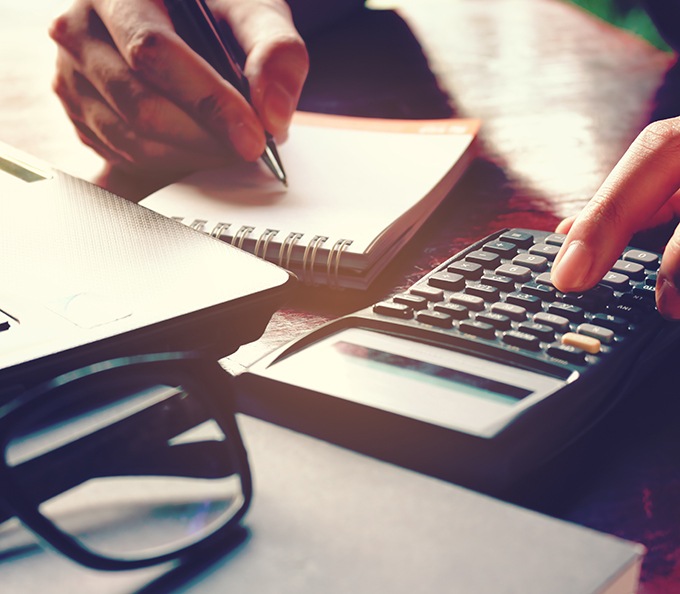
left=236, top=229, right=680, bottom=498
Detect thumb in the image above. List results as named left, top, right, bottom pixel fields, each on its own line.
left=657, top=223, right=680, bottom=319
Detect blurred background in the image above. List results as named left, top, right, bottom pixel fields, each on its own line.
left=571, top=0, right=670, bottom=50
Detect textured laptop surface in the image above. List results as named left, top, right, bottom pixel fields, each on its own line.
left=0, top=149, right=293, bottom=385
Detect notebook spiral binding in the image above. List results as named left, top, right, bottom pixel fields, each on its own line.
left=182, top=218, right=353, bottom=288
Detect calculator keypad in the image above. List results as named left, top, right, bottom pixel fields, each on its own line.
left=371, top=229, right=660, bottom=371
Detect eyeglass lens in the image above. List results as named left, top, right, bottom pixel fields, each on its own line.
left=1, top=375, right=246, bottom=563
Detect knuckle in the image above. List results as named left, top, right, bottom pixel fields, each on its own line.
left=584, top=185, right=629, bottom=231
left=636, top=119, right=680, bottom=156
left=124, top=28, right=167, bottom=74
left=48, top=13, right=70, bottom=44
left=48, top=10, right=85, bottom=56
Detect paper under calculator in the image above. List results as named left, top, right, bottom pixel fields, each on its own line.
left=236, top=229, right=680, bottom=497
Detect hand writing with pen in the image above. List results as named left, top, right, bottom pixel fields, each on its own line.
left=48, top=0, right=309, bottom=178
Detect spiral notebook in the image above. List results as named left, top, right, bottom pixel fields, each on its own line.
left=140, top=112, right=479, bottom=290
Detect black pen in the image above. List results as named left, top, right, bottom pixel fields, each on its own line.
left=164, top=0, right=288, bottom=186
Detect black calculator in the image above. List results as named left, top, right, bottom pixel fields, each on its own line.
left=236, top=229, right=680, bottom=498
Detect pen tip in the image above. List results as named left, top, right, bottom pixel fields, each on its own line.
left=262, top=144, right=287, bottom=187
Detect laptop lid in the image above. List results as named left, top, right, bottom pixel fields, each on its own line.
left=0, top=143, right=294, bottom=386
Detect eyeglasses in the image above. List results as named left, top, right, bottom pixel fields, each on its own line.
left=0, top=352, right=252, bottom=571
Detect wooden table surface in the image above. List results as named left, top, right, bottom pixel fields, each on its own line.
left=3, top=1, right=680, bottom=591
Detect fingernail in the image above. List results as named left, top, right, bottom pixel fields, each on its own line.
left=657, top=276, right=680, bottom=319
left=263, top=82, right=296, bottom=131
left=551, top=240, right=591, bottom=292
left=228, top=120, right=264, bottom=161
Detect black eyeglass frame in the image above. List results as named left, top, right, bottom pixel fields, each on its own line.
left=0, top=352, right=252, bottom=571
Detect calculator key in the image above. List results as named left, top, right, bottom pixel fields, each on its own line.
left=619, top=292, right=656, bottom=312
left=466, top=250, right=501, bottom=268
left=447, top=261, right=483, bottom=280
left=528, top=243, right=560, bottom=260
left=560, top=286, right=611, bottom=312
left=476, top=312, right=512, bottom=330
left=583, top=285, right=614, bottom=309
left=645, top=272, right=657, bottom=287
left=483, top=240, right=517, bottom=258
left=545, top=233, right=566, bottom=246
left=521, top=281, right=556, bottom=301
left=434, top=303, right=469, bottom=320
left=599, top=271, right=630, bottom=291
left=611, top=259, right=645, bottom=280
left=495, top=263, right=532, bottom=283
left=465, top=283, right=501, bottom=301
left=410, top=286, right=445, bottom=302
left=533, top=312, right=570, bottom=333
left=547, top=344, right=587, bottom=365
left=561, top=332, right=601, bottom=354
left=416, top=310, right=453, bottom=328
left=623, top=249, right=659, bottom=269
left=547, top=302, right=584, bottom=322
left=517, top=322, right=554, bottom=342
left=491, top=302, right=527, bottom=321
left=512, top=253, right=548, bottom=272
left=499, top=230, right=534, bottom=249
left=577, top=323, right=615, bottom=344
left=481, top=273, right=515, bottom=292
left=459, top=320, right=496, bottom=340
left=373, top=302, right=413, bottom=319
left=502, top=331, right=541, bottom=351
left=535, top=272, right=554, bottom=287
left=558, top=292, right=585, bottom=309
left=428, top=271, right=465, bottom=292
left=393, top=293, right=429, bottom=310
left=450, top=293, right=485, bottom=311
left=590, top=313, right=629, bottom=334
left=506, top=292, right=542, bottom=312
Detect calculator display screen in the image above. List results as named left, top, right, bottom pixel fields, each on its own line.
left=333, top=341, right=532, bottom=401
left=266, top=328, right=566, bottom=437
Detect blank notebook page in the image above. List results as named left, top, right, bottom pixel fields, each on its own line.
left=140, top=113, right=478, bottom=256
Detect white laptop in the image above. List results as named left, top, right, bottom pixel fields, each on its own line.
left=0, top=143, right=294, bottom=389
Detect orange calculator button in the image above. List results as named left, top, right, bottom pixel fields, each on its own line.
left=561, top=332, right=601, bottom=354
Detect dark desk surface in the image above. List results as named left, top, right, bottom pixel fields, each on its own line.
left=3, top=1, right=680, bottom=591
